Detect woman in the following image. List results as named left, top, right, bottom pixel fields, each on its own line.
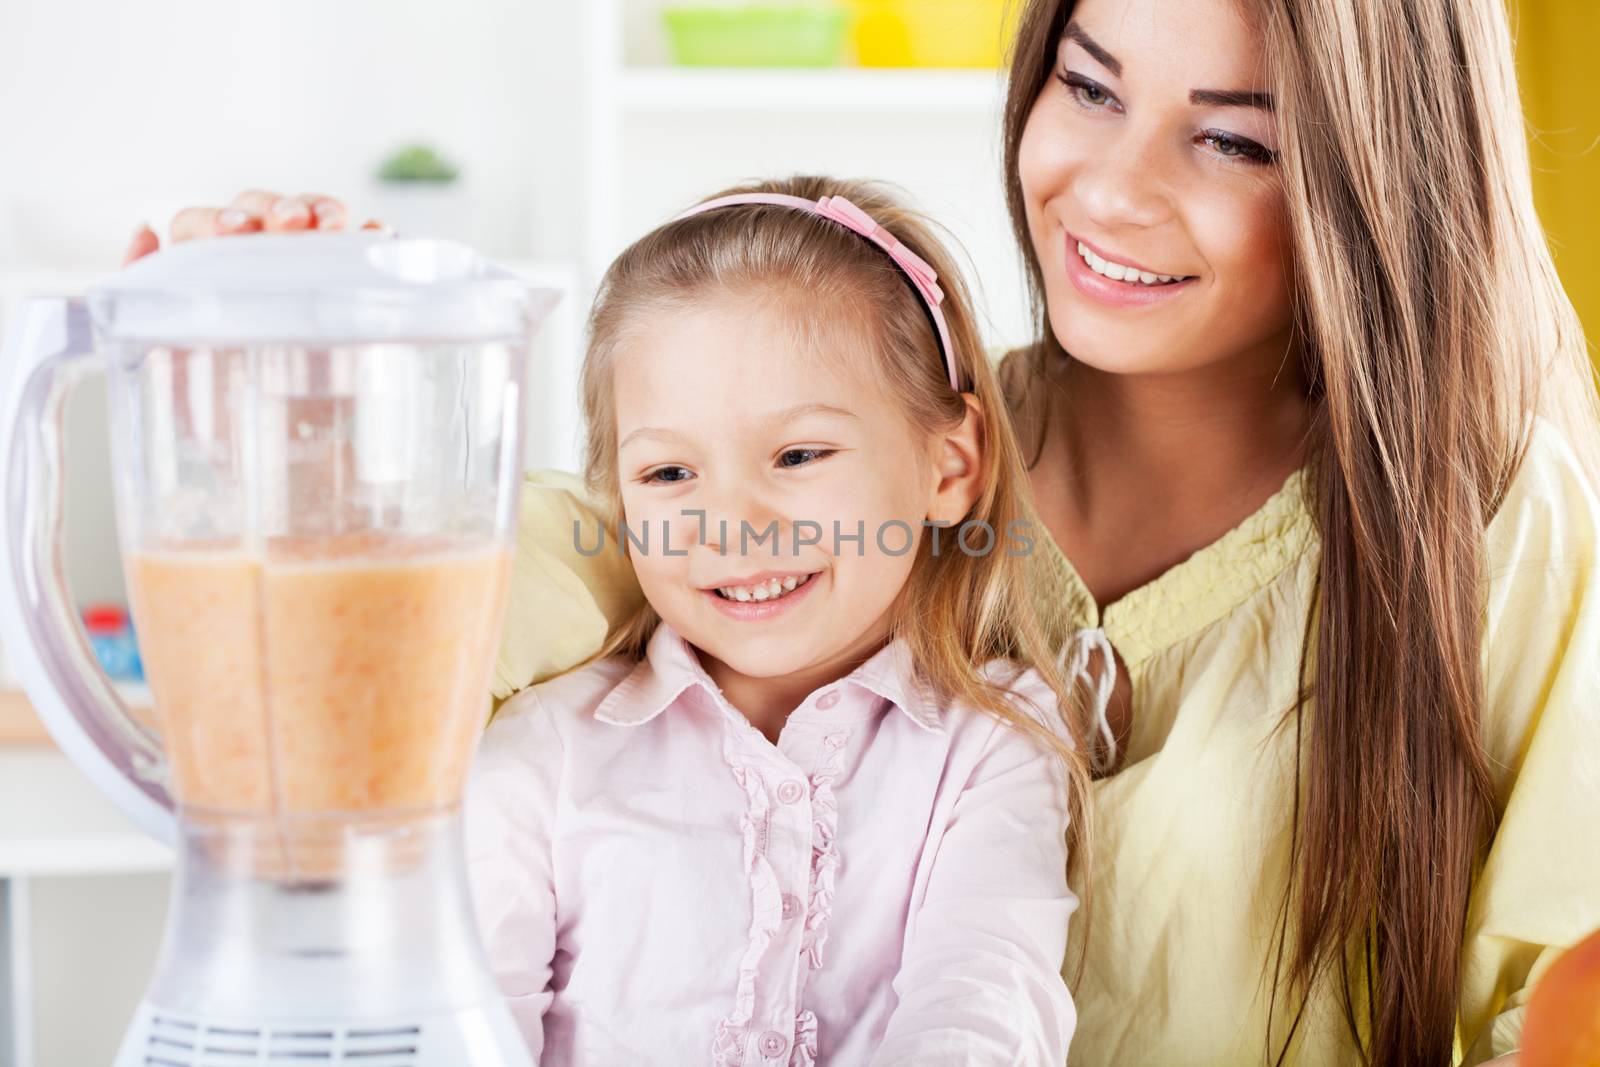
left=994, top=0, right=1598, bottom=1064
left=127, top=0, right=1599, bottom=1062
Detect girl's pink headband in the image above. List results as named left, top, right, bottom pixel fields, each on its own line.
left=674, top=193, right=962, bottom=392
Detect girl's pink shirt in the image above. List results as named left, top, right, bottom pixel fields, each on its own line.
left=465, top=622, right=1077, bottom=1066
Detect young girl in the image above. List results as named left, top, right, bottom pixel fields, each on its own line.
left=464, top=176, right=1106, bottom=1065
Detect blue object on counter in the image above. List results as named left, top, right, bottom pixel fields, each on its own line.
left=82, top=603, right=144, bottom=681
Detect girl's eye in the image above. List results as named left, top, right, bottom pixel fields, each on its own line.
left=642, top=465, right=693, bottom=485
left=778, top=448, right=832, bottom=469
left=1057, top=71, right=1119, bottom=112
left=1199, top=130, right=1278, bottom=165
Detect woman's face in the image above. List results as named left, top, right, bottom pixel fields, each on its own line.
left=1017, top=0, right=1295, bottom=378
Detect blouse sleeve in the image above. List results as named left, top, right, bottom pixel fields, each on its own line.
left=492, top=470, right=645, bottom=701
left=1458, top=424, right=1600, bottom=1063
left=869, top=671, right=1078, bottom=1066
left=464, top=691, right=566, bottom=1057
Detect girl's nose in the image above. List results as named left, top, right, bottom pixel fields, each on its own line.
left=683, top=490, right=787, bottom=558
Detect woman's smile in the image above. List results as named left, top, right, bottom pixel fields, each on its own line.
left=1065, top=231, right=1199, bottom=308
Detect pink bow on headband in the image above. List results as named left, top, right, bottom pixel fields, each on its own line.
left=674, top=192, right=961, bottom=391
left=812, top=195, right=947, bottom=311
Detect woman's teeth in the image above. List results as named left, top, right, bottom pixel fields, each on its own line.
left=1077, top=242, right=1184, bottom=286
left=716, top=574, right=809, bottom=602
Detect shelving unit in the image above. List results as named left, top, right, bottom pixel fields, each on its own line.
left=1, top=744, right=172, bottom=1067
left=615, top=67, right=1004, bottom=113
left=577, top=2, right=1027, bottom=346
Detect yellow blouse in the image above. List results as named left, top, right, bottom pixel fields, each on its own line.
left=491, top=424, right=1600, bottom=1065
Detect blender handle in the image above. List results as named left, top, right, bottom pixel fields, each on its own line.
left=0, top=296, right=176, bottom=844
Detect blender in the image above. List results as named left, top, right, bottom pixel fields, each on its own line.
left=0, top=233, right=556, bottom=1065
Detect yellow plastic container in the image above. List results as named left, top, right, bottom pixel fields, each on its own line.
left=850, top=0, right=1019, bottom=68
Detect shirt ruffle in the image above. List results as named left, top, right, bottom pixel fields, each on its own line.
left=713, top=721, right=853, bottom=1066
left=786, top=731, right=849, bottom=1064
left=713, top=722, right=782, bottom=1067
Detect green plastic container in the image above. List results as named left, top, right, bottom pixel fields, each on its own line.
left=662, top=5, right=851, bottom=68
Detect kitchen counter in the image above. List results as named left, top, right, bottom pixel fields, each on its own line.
left=0, top=689, right=49, bottom=746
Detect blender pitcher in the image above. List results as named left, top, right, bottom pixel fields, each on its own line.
left=0, top=233, right=556, bottom=1066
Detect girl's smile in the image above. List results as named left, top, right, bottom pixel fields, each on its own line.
left=700, top=569, right=822, bottom=621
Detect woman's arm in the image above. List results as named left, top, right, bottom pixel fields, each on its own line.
left=869, top=679, right=1077, bottom=1066
left=1458, top=423, right=1600, bottom=1063
left=493, top=470, right=645, bottom=702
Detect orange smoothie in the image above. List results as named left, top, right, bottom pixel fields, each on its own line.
left=125, top=539, right=511, bottom=818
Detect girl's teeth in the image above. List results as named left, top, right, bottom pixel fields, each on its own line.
left=1077, top=241, right=1182, bottom=286
left=718, top=574, right=808, bottom=603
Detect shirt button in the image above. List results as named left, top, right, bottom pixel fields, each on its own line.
left=759, top=1030, right=788, bottom=1058
left=780, top=892, right=801, bottom=919
left=776, top=779, right=805, bottom=805
left=816, top=690, right=841, bottom=710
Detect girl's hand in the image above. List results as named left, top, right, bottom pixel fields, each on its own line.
left=123, top=190, right=374, bottom=266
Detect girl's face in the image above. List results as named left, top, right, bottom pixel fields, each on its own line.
left=1017, top=0, right=1296, bottom=377
left=611, top=298, right=950, bottom=685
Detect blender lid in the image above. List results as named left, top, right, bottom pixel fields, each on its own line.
left=89, top=232, right=545, bottom=344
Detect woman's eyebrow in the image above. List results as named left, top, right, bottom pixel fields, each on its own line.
left=1190, top=88, right=1275, bottom=110
left=1063, top=21, right=1274, bottom=112
left=1062, top=22, right=1122, bottom=76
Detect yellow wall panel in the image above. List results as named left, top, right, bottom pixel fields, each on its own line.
left=1514, top=0, right=1600, bottom=368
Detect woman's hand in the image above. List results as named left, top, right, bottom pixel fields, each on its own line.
left=124, top=189, right=369, bottom=266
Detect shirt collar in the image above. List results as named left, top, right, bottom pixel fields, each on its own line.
left=593, top=624, right=944, bottom=733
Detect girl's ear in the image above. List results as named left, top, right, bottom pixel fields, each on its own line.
left=927, top=394, right=986, bottom=525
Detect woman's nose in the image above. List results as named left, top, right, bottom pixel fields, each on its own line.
left=1071, top=123, right=1176, bottom=233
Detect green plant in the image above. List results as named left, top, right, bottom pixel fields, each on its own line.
left=376, top=144, right=460, bottom=183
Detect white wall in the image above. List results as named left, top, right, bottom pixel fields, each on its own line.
left=0, top=0, right=1030, bottom=336
left=0, top=0, right=583, bottom=270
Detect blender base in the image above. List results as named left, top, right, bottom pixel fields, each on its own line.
left=116, top=813, right=535, bottom=1066
left=117, top=998, right=533, bottom=1067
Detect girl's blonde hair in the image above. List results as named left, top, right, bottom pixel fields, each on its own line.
left=1000, top=0, right=1599, bottom=1062
left=580, top=174, right=1096, bottom=868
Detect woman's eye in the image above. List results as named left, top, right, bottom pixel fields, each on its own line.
left=778, top=448, right=832, bottom=469
left=1057, top=71, right=1118, bottom=112
left=1200, top=130, right=1278, bottom=165
left=642, top=465, right=693, bottom=485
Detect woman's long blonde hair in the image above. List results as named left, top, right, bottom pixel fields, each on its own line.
left=580, top=175, right=1097, bottom=863
left=1001, top=0, right=1598, bottom=1063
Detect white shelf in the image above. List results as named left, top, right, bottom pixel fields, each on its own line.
left=617, top=67, right=1006, bottom=114
left=0, top=748, right=170, bottom=878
